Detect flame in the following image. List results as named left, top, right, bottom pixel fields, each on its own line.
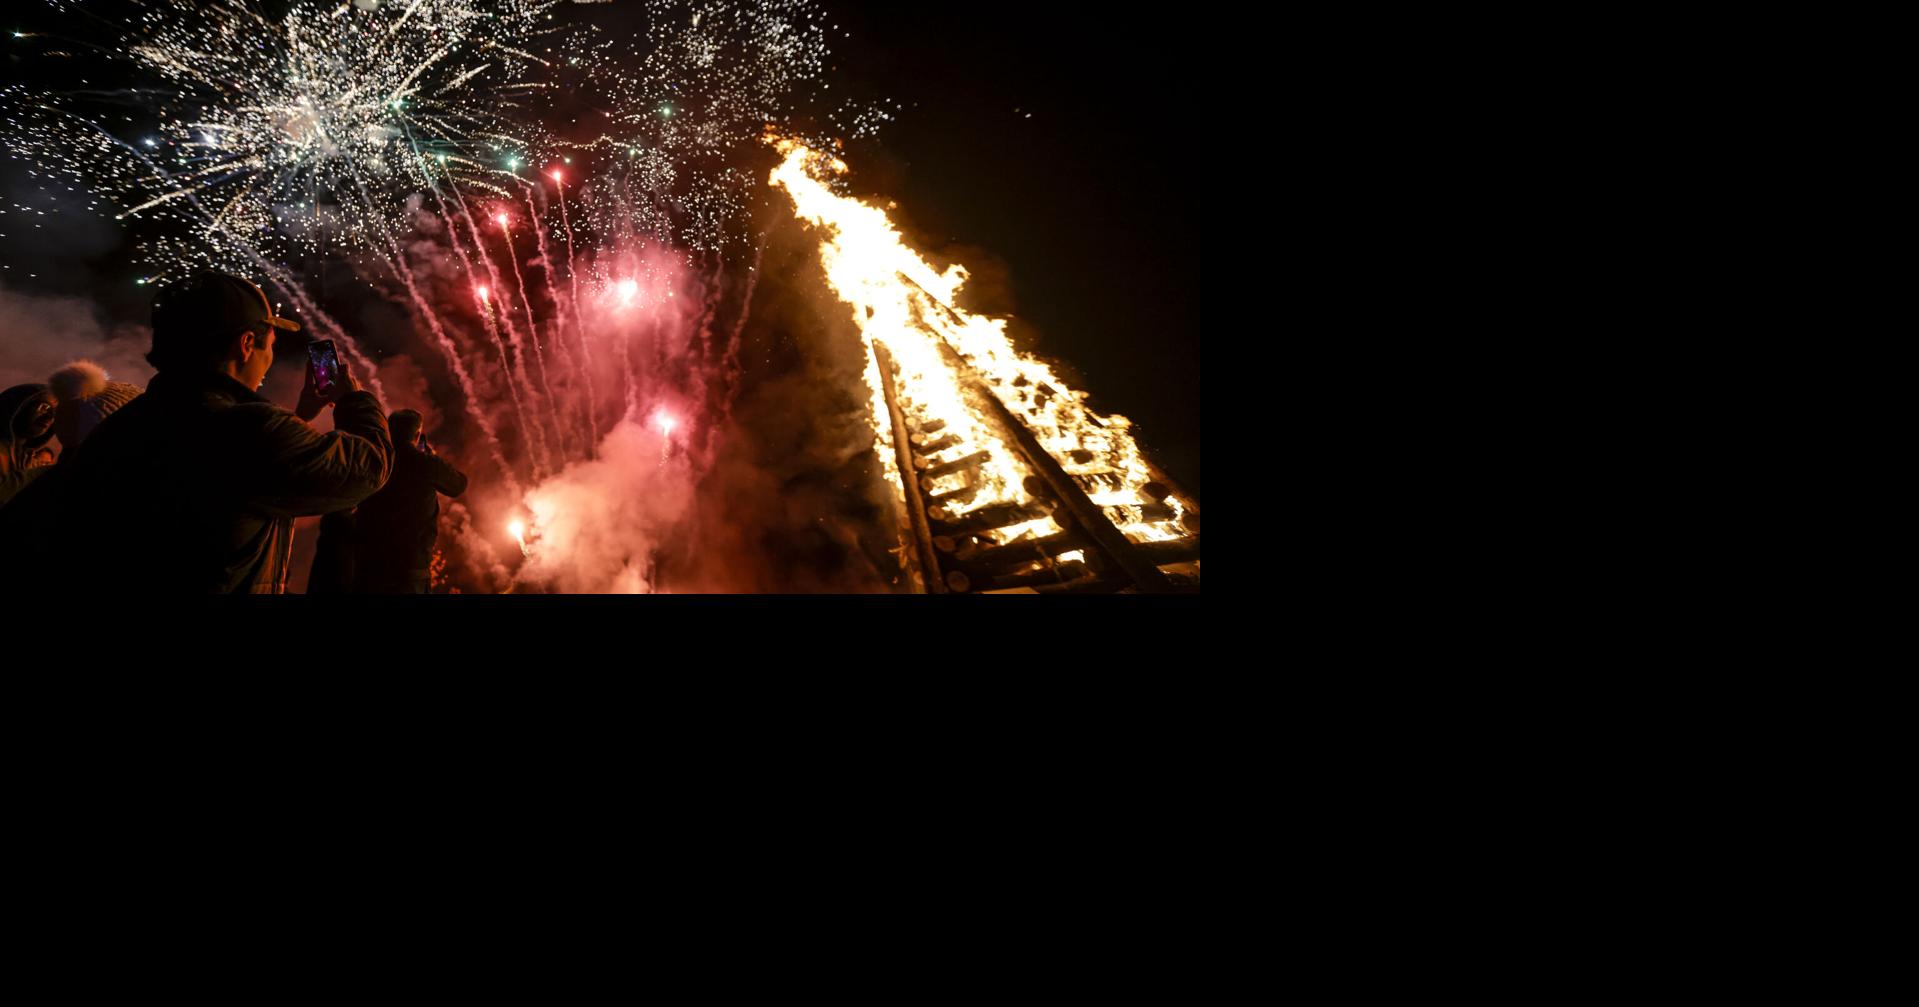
left=766, top=138, right=1190, bottom=549
left=507, top=518, right=528, bottom=556
left=616, top=277, right=639, bottom=306
left=494, top=211, right=509, bottom=228
left=476, top=283, right=490, bottom=302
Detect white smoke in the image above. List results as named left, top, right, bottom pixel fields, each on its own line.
left=509, top=417, right=697, bottom=593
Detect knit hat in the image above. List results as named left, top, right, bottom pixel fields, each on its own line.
left=48, top=360, right=142, bottom=450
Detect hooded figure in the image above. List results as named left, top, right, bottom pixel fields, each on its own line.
left=48, top=360, right=142, bottom=452
left=0, top=383, right=58, bottom=506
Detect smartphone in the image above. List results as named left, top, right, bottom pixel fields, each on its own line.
left=307, top=340, right=340, bottom=398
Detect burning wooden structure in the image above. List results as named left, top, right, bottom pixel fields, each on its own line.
left=873, top=340, right=1201, bottom=594
left=770, top=138, right=1200, bottom=595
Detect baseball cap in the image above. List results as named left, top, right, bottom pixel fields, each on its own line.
left=151, top=271, right=301, bottom=345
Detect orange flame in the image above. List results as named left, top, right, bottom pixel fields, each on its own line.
left=766, top=138, right=1190, bottom=549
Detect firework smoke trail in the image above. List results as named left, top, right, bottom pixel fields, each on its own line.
left=449, top=177, right=554, bottom=476
left=497, top=207, right=569, bottom=462
left=524, top=184, right=595, bottom=456
left=681, top=250, right=727, bottom=461
left=347, top=177, right=521, bottom=499
left=554, top=176, right=598, bottom=455
left=715, top=236, right=766, bottom=427
left=420, top=163, right=541, bottom=482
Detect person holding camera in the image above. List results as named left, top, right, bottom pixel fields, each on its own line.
left=0, top=271, right=391, bottom=593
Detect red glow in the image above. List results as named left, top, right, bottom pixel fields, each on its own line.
left=550, top=168, right=563, bottom=182
left=617, top=278, right=639, bottom=305
left=494, top=212, right=509, bottom=228
left=477, top=284, right=490, bottom=301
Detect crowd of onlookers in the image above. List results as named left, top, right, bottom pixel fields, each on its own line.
left=0, top=270, right=466, bottom=593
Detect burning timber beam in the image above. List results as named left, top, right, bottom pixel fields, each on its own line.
left=911, top=432, right=961, bottom=454
left=950, top=531, right=1087, bottom=574
left=926, top=483, right=980, bottom=507
left=943, top=561, right=1091, bottom=594
left=927, top=499, right=1055, bottom=537
left=918, top=449, right=992, bottom=480
left=1135, top=537, right=1201, bottom=566
left=872, top=341, right=946, bottom=594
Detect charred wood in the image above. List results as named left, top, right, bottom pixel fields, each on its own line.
left=977, top=561, right=1089, bottom=592
left=921, top=450, right=991, bottom=479
left=1135, top=537, right=1201, bottom=566
left=953, top=532, right=1086, bottom=575
left=928, top=500, right=1054, bottom=537
left=911, top=432, right=961, bottom=453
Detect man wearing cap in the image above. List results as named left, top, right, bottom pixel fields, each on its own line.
left=0, top=271, right=392, bottom=594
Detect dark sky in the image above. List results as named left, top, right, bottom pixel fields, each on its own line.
left=2, top=1, right=1200, bottom=496
left=825, top=4, right=1202, bottom=496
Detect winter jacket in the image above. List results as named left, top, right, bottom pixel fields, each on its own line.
left=0, top=369, right=391, bottom=593
left=352, top=444, right=467, bottom=593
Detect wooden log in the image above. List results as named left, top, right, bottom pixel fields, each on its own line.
left=1140, top=481, right=1171, bottom=502
left=954, top=532, right=1086, bottom=575
left=872, top=341, right=945, bottom=594
left=925, top=483, right=980, bottom=507
left=1135, top=537, right=1201, bottom=566
left=907, top=417, right=947, bottom=436
left=1182, top=510, right=1200, bottom=535
left=1030, top=572, right=1122, bottom=595
left=911, top=432, right=961, bottom=454
left=1140, top=501, right=1177, bottom=523
left=928, top=500, right=1054, bottom=537
left=921, top=449, right=991, bottom=479
left=944, top=570, right=972, bottom=593
left=977, top=561, right=1089, bottom=592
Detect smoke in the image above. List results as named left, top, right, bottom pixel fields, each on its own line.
left=396, top=198, right=909, bottom=594
left=0, top=280, right=306, bottom=410
left=653, top=211, right=903, bottom=593
left=0, top=171, right=920, bottom=596
left=511, top=418, right=695, bottom=593
left=0, top=284, right=154, bottom=392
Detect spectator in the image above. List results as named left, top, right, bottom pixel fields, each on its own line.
left=48, top=360, right=142, bottom=452
left=0, top=383, right=57, bottom=505
left=352, top=409, right=467, bottom=593
left=0, top=271, right=391, bottom=593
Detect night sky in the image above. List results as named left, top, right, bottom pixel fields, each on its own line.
left=1, top=1, right=1199, bottom=498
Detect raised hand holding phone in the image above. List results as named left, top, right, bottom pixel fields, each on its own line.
left=307, top=340, right=340, bottom=399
